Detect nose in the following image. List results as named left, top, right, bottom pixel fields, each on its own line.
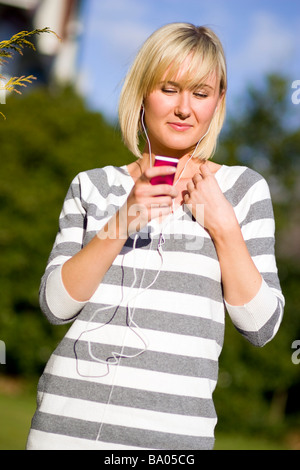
left=174, top=91, right=192, bottom=119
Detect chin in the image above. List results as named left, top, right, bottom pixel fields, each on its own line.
left=164, top=144, right=196, bottom=156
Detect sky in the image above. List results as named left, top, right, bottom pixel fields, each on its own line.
left=77, top=0, right=300, bottom=122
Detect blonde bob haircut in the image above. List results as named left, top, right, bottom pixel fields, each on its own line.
left=119, top=22, right=227, bottom=161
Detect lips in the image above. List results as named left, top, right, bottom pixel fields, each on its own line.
left=168, top=122, right=193, bottom=131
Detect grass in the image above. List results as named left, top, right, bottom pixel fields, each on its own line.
left=0, top=377, right=291, bottom=451
left=0, top=390, right=36, bottom=450
left=214, top=433, right=288, bottom=450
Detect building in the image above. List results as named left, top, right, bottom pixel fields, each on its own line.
left=0, top=0, right=83, bottom=86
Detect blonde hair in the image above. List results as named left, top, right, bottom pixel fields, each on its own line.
left=119, top=22, right=227, bottom=161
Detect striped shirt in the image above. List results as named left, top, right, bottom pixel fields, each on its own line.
left=26, top=164, right=284, bottom=450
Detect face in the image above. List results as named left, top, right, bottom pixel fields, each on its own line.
left=143, top=57, right=224, bottom=158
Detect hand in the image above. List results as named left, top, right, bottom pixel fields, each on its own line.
left=121, top=165, right=178, bottom=235
left=183, top=162, right=237, bottom=238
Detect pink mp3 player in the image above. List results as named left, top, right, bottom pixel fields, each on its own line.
left=150, top=156, right=178, bottom=185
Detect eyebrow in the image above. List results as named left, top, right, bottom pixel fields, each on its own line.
left=161, top=80, right=215, bottom=91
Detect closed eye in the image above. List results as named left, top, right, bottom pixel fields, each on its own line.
left=193, top=91, right=208, bottom=99
left=161, top=87, right=177, bottom=94
left=161, top=88, right=208, bottom=98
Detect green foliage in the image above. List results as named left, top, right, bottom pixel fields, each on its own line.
left=0, top=86, right=133, bottom=376
left=0, top=390, right=37, bottom=450
left=219, top=75, right=300, bottom=198
left=214, top=74, right=300, bottom=439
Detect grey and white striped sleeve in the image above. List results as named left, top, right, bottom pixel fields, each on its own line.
left=225, top=173, right=285, bottom=347
left=39, top=174, right=89, bottom=325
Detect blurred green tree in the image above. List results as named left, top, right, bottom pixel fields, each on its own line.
left=0, top=86, right=132, bottom=376
left=214, top=74, right=300, bottom=439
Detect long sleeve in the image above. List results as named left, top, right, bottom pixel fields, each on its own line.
left=39, top=167, right=131, bottom=325
left=224, top=170, right=284, bottom=347
left=39, top=173, right=89, bottom=325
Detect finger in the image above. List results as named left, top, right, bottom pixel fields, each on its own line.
left=186, top=181, right=195, bottom=193
left=183, top=192, right=190, bottom=204
left=151, top=185, right=178, bottom=198
left=192, top=173, right=203, bottom=185
left=150, top=195, right=174, bottom=207
left=144, top=165, right=177, bottom=182
left=199, top=162, right=212, bottom=177
left=133, top=181, right=178, bottom=201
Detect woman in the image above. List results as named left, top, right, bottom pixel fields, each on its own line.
left=27, top=23, right=284, bottom=450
